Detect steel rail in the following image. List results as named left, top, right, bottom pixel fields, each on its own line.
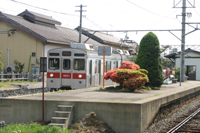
left=167, top=107, right=200, bottom=133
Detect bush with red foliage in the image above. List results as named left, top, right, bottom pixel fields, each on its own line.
left=104, top=61, right=149, bottom=90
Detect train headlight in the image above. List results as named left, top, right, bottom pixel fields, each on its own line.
left=50, top=73, right=54, bottom=77
left=78, top=74, right=82, bottom=78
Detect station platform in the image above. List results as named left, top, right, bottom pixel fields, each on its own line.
left=1, top=81, right=200, bottom=133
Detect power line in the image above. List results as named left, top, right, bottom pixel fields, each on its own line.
left=100, top=0, right=154, bottom=24
left=125, top=0, right=176, bottom=19
left=6, top=0, right=105, bottom=29
left=9, top=0, right=78, bottom=17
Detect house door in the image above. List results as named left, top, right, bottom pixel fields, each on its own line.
left=186, top=66, right=196, bottom=80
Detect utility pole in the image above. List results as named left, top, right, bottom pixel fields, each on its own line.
left=181, top=0, right=186, bottom=83
left=76, top=4, right=87, bottom=43
left=173, top=0, right=195, bottom=84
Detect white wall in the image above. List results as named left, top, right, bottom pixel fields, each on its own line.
left=175, top=58, right=200, bottom=80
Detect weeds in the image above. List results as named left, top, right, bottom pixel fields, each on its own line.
left=146, top=86, right=152, bottom=90
left=0, top=122, right=72, bottom=133
left=99, top=86, right=104, bottom=90
left=0, top=82, right=14, bottom=89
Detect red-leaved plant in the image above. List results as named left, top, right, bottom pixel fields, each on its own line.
left=104, top=61, right=149, bottom=90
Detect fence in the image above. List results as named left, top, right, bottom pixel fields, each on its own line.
left=0, top=72, right=46, bottom=82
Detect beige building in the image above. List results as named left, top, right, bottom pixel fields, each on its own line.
left=0, top=10, right=102, bottom=72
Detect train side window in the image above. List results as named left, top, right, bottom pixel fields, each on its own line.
left=110, top=61, right=111, bottom=70
left=74, top=59, right=85, bottom=70
left=95, top=60, right=97, bottom=73
left=106, top=61, right=108, bottom=72
left=48, top=58, right=59, bottom=70
left=113, top=61, right=116, bottom=69
left=98, top=60, right=101, bottom=74
left=89, top=60, right=92, bottom=74
left=63, top=59, right=70, bottom=70
left=116, top=61, right=118, bottom=68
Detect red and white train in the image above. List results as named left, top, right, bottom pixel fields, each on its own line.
left=47, top=43, right=130, bottom=90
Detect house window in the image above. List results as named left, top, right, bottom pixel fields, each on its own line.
left=32, top=52, right=36, bottom=57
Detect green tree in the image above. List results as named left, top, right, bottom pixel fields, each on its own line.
left=127, top=55, right=137, bottom=62
left=0, top=51, right=4, bottom=71
left=14, top=59, right=25, bottom=73
left=135, top=32, right=163, bottom=87
left=160, top=45, right=173, bottom=69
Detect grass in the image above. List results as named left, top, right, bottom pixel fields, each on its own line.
left=99, top=86, right=104, bottom=90
left=2, top=80, right=37, bottom=84
left=0, top=80, right=38, bottom=89
left=0, top=122, right=72, bottom=133
left=0, top=82, right=15, bottom=89
left=146, top=86, right=152, bottom=91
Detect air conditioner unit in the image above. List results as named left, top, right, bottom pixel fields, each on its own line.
left=123, top=50, right=130, bottom=55
left=112, top=49, right=123, bottom=54
left=6, top=66, right=16, bottom=73
left=70, top=43, right=94, bottom=50
left=93, top=46, right=98, bottom=51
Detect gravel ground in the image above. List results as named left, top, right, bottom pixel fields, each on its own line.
left=143, top=95, right=200, bottom=133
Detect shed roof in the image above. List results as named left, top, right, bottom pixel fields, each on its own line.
left=18, top=9, right=61, bottom=25
left=164, top=48, right=200, bottom=59
left=75, top=26, right=137, bottom=48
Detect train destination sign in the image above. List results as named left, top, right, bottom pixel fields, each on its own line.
left=98, top=46, right=112, bottom=56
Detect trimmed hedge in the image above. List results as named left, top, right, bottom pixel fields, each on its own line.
left=135, top=32, right=163, bottom=87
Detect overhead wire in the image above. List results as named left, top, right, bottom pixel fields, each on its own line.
left=8, top=0, right=79, bottom=17
left=100, top=0, right=154, bottom=24
left=5, top=0, right=105, bottom=29
left=125, top=0, right=176, bottom=19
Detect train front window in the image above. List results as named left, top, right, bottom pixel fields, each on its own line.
left=63, top=59, right=70, bottom=70
left=74, top=59, right=85, bottom=70
left=49, top=58, right=59, bottom=70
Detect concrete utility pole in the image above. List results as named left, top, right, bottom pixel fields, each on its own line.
left=76, top=4, right=87, bottom=43
left=173, top=0, right=196, bottom=85
left=180, top=0, right=186, bottom=83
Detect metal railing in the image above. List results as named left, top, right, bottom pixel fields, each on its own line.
left=0, top=72, right=46, bottom=82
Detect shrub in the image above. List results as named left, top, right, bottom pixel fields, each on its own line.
left=0, top=51, right=4, bottom=71
left=104, top=61, right=149, bottom=90
left=14, top=59, right=25, bottom=73
left=135, top=32, right=163, bottom=87
left=174, top=67, right=187, bottom=81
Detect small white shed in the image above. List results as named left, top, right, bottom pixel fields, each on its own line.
left=165, top=48, right=200, bottom=80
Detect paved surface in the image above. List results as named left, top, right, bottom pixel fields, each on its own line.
left=7, top=81, right=200, bottom=103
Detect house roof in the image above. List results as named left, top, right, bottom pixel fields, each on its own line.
left=164, top=48, right=200, bottom=59
left=75, top=26, right=137, bottom=48
left=0, top=11, right=103, bottom=46
left=18, top=9, right=61, bottom=26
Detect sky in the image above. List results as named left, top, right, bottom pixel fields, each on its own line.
left=1, top=0, right=200, bottom=51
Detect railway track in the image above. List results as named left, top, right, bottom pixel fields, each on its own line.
left=165, top=107, right=200, bottom=133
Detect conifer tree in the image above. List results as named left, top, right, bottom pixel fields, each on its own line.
left=135, top=32, right=163, bottom=87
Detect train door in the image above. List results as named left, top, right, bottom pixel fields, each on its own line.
left=61, top=51, right=72, bottom=88
left=89, top=60, right=92, bottom=86
left=72, top=58, right=86, bottom=89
